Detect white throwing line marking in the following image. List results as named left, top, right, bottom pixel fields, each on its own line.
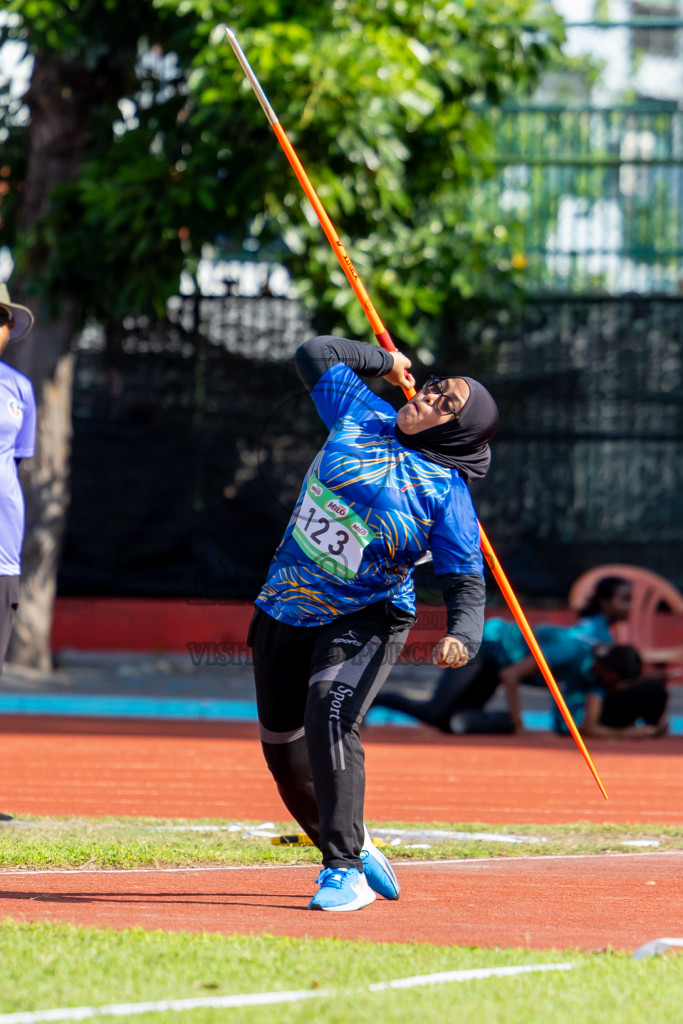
left=0, top=990, right=325, bottom=1023
left=0, top=963, right=574, bottom=1022
left=1, top=848, right=681, bottom=878
left=369, top=962, right=575, bottom=990
left=0, top=849, right=681, bottom=878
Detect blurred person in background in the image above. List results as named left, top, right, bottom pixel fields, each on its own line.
left=0, top=284, right=36, bottom=678
left=374, top=616, right=584, bottom=736
left=0, top=284, right=36, bottom=823
left=375, top=615, right=668, bottom=739
left=496, top=627, right=668, bottom=738
left=572, top=575, right=632, bottom=646
left=247, top=333, right=498, bottom=911
left=562, top=643, right=668, bottom=740
left=569, top=573, right=668, bottom=719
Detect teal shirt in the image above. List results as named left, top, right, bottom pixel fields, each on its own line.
left=482, top=618, right=594, bottom=675
left=482, top=618, right=603, bottom=732
left=571, top=614, right=614, bottom=647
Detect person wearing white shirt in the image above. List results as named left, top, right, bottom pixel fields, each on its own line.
left=0, top=284, right=36, bottom=679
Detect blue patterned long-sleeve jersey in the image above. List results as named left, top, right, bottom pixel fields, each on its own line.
left=255, top=363, right=483, bottom=626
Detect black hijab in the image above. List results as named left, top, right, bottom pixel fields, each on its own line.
left=394, top=376, right=499, bottom=484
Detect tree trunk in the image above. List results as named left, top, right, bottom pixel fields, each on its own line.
left=5, top=53, right=90, bottom=668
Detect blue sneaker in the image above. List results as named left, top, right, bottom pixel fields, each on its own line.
left=308, top=867, right=376, bottom=912
left=360, top=825, right=400, bottom=900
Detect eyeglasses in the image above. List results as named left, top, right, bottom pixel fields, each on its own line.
left=421, top=376, right=459, bottom=417
left=0, top=308, right=14, bottom=329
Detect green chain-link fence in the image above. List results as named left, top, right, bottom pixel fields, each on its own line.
left=483, top=102, right=683, bottom=295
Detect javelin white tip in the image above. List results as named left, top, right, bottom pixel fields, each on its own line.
left=224, top=27, right=279, bottom=126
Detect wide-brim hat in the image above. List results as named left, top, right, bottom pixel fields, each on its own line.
left=0, top=283, right=34, bottom=342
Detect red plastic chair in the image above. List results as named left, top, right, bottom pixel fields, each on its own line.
left=568, top=563, right=683, bottom=667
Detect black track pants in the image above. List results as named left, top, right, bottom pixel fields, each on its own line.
left=373, top=649, right=501, bottom=732
left=248, top=602, right=414, bottom=871
left=600, top=676, right=668, bottom=728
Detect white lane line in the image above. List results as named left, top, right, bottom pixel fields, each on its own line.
left=0, top=988, right=329, bottom=1023
left=369, top=962, right=575, bottom=990
left=0, top=850, right=680, bottom=877
left=397, top=850, right=683, bottom=867
left=0, top=963, right=575, bottom=1022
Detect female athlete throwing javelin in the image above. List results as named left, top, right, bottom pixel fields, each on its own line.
left=248, top=334, right=498, bottom=911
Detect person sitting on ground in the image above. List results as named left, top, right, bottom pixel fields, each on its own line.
left=558, top=643, right=668, bottom=740
left=567, top=573, right=667, bottom=727
left=497, top=627, right=669, bottom=737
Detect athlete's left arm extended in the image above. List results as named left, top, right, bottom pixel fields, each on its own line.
left=437, top=572, right=486, bottom=661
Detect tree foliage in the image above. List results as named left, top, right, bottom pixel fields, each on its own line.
left=1, top=0, right=566, bottom=346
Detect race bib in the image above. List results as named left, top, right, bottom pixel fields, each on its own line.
left=292, top=475, right=375, bottom=580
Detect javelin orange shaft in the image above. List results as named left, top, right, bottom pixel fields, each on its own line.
left=479, top=527, right=608, bottom=799
left=227, top=28, right=607, bottom=799
left=225, top=28, right=413, bottom=399
left=272, top=125, right=401, bottom=357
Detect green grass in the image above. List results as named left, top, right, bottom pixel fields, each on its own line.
left=0, top=821, right=681, bottom=1022
left=0, top=816, right=680, bottom=870
left=0, top=921, right=680, bottom=1023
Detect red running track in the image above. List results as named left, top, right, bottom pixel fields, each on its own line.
left=1, top=717, right=682, bottom=824
left=0, top=854, right=681, bottom=952
left=0, top=716, right=682, bottom=951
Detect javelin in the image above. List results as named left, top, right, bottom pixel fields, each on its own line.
left=225, top=27, right=608, bottom=801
